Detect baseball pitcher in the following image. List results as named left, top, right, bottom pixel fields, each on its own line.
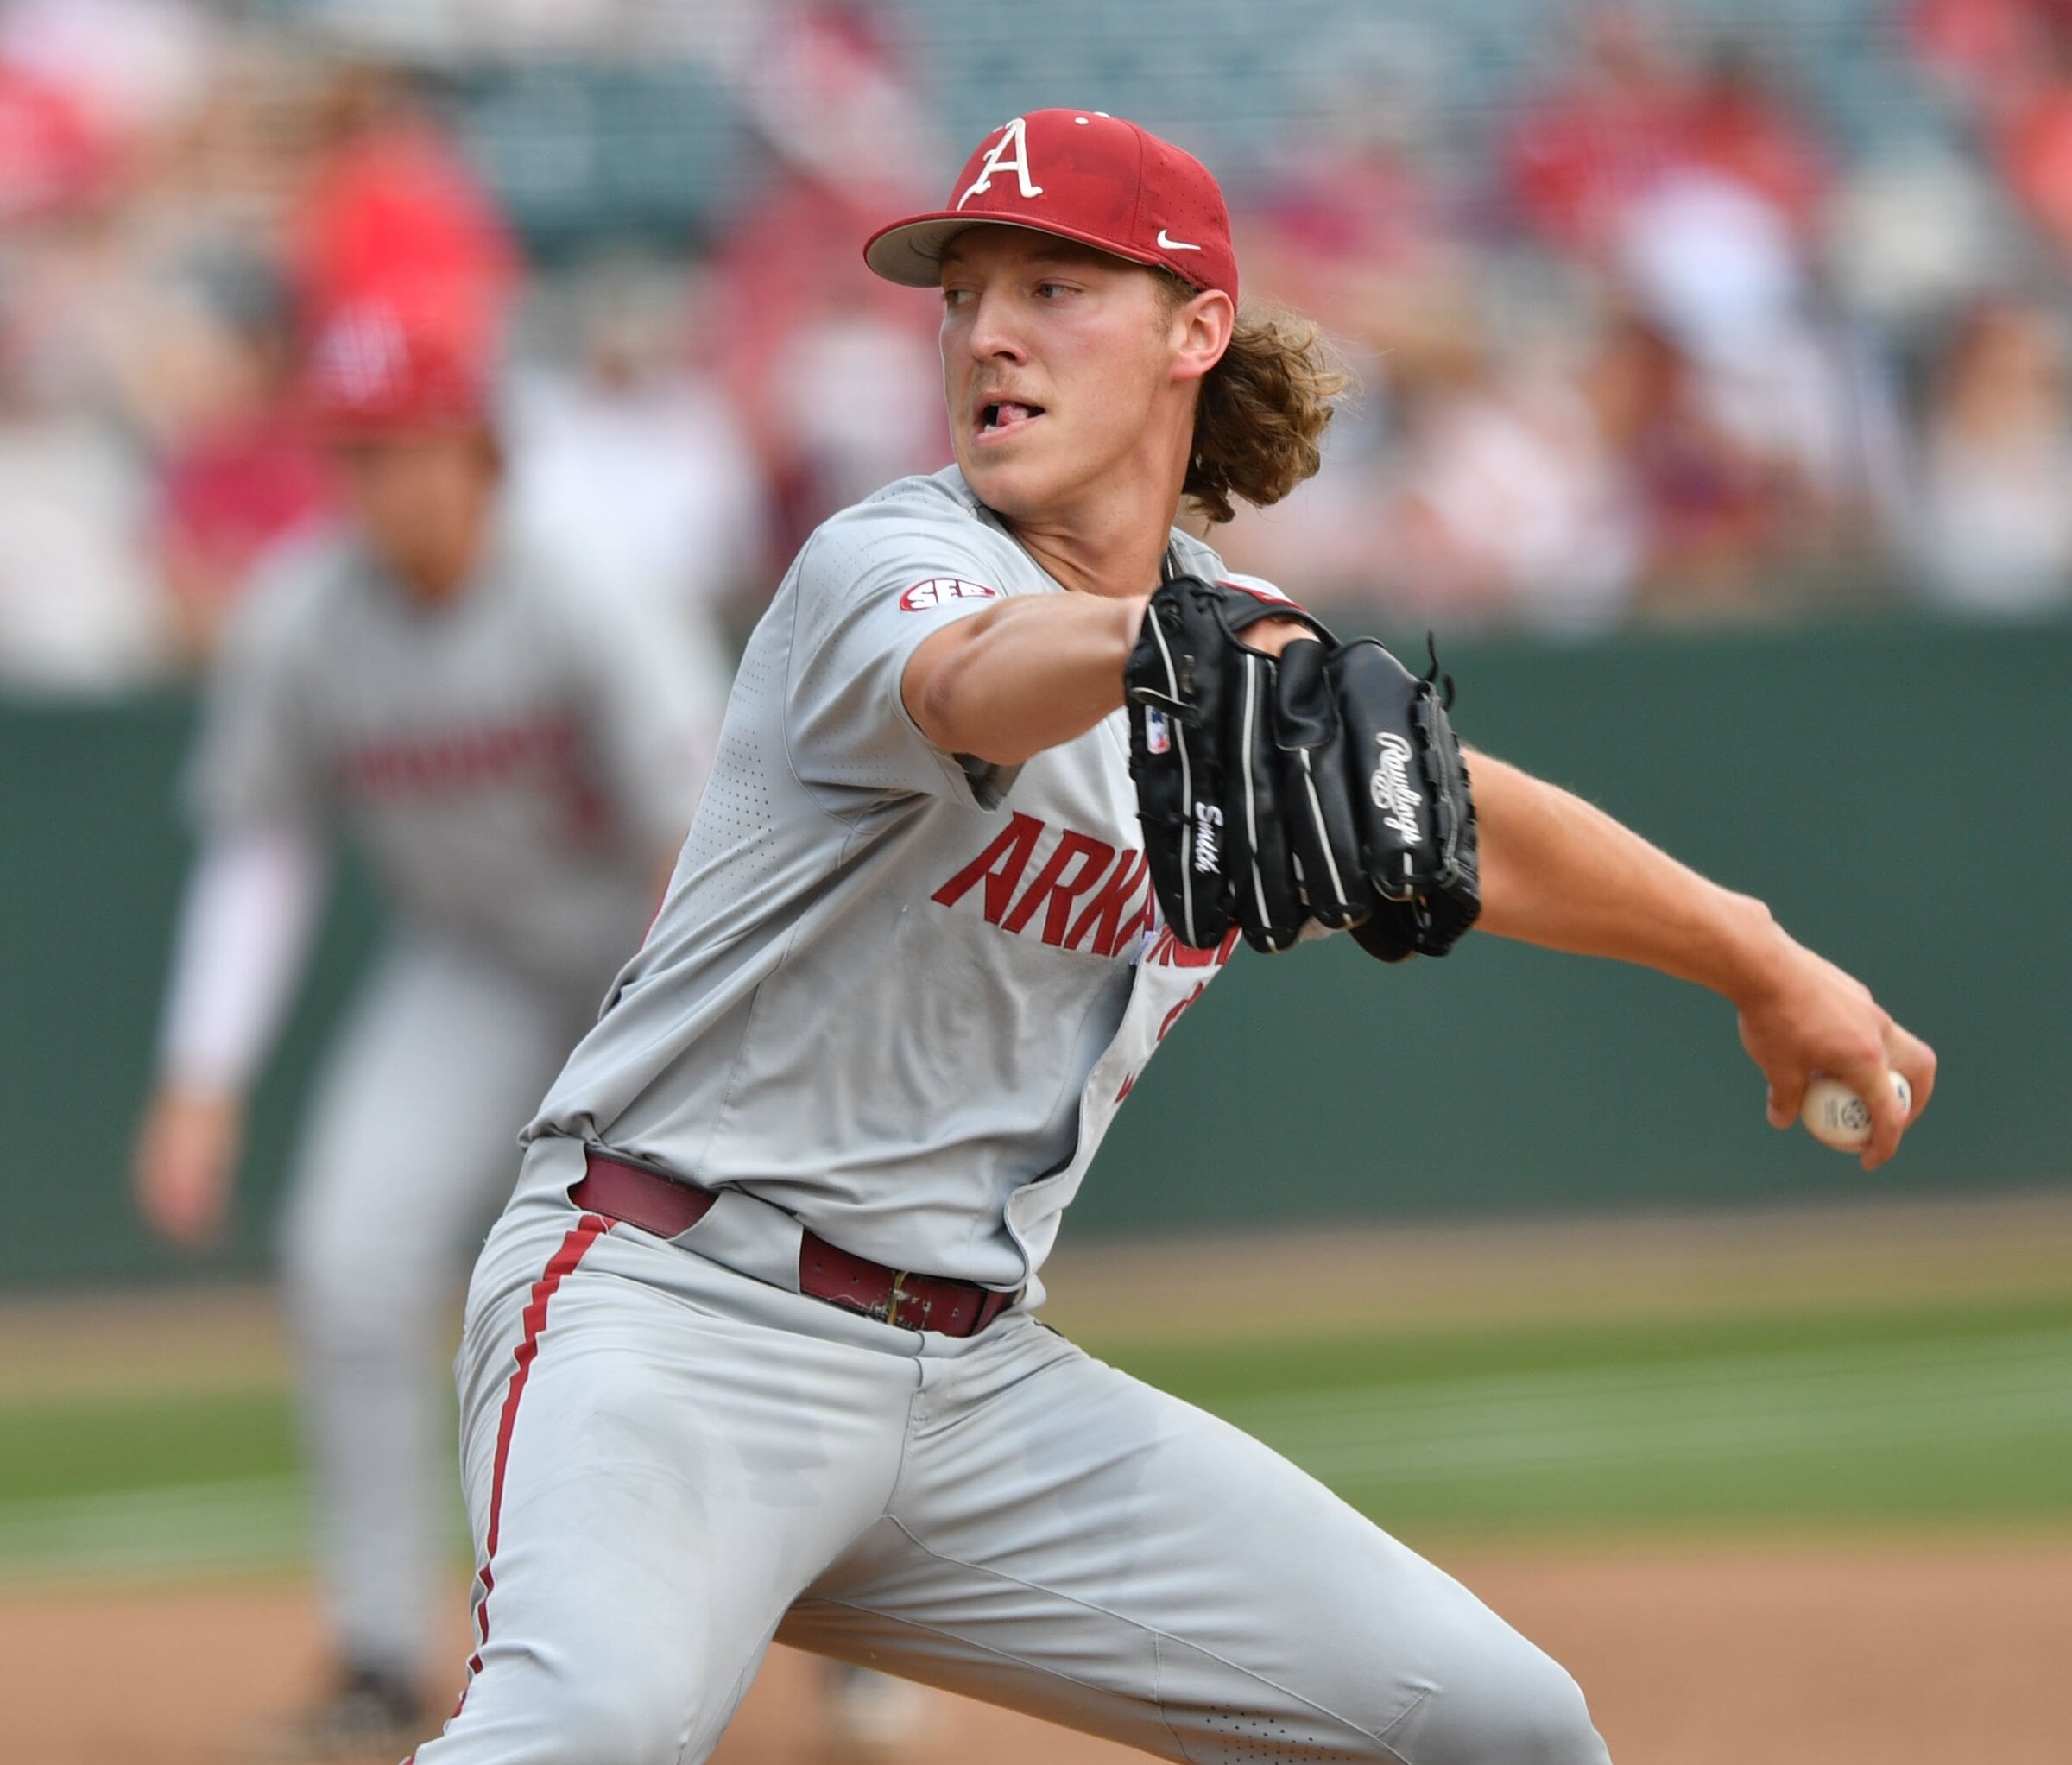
left=407, top=112, right=1935, bottom=1765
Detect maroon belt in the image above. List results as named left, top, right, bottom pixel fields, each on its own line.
left=569, top=1151, right=1019, bottom=1338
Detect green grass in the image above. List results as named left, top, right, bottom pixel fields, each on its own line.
left=0, top=1387, right=299, bottom=1504
left=0, top=1291, right=2065, bottom=1579
left=1085, top=1294, right=2072, bottom=1537
left=0, top=1387, right=310, bottom=1581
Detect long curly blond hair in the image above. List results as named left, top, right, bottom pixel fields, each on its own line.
left=1159, top=271, right=1351, bottom=526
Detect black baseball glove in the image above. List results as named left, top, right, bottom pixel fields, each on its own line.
left=1123, top=574, right=1480, bottom=960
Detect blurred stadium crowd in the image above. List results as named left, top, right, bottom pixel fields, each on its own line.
left=7, top=0, right=2072, bottom=693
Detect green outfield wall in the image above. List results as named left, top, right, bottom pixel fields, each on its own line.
left=3, top=615, right=2067, bottom=1288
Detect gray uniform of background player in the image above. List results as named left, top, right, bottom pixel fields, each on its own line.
left=414, top=465, right=1608, bottom=1763
left=186, top=518, right=723, bottom=1683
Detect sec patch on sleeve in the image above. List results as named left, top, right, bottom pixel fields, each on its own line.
left=900, top=578, right=1000, bottom=611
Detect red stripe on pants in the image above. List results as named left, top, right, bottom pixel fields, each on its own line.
left=452, top=1215, right=609, bottom=1711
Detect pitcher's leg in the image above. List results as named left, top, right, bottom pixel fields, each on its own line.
left=785, top=1320, right=1606, bottom=1764
left=278, top=941, right=589, bottom=1683
left=419, top=1220, right=919, bottom=1764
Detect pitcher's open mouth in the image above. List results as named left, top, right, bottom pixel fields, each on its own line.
left=977, top=401, right=1045, bottom=438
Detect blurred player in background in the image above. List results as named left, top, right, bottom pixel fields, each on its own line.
left=131, top=295, right=728, bottom=1757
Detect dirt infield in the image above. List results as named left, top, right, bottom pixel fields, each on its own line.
left=7, top=1541, right=2067, bottom=1765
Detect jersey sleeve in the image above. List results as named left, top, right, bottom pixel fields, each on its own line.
left=182, top=549, right=332, bottom=836
left=785, top=518, right=1023, bottom=810
left=154, top=824, right=328, bottom=1094
left=559, top=560, right=734, bottom=859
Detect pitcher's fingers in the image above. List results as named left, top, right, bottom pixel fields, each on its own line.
left=1886, top=1025, right=1937, bottom=1121
left=1838, top=1052, right=1906, bottom=1171
left=1766, top=1066, right=1808, bottom=1131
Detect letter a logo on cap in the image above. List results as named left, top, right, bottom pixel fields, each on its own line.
left=955, top=117, right=1044, bottom=210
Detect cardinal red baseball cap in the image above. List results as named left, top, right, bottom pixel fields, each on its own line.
left=300, top=298, right=492, bottom=436
left=864, top=110, right=1238, bottom=302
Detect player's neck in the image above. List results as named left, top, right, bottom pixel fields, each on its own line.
left=995, top=473, right=1185, bottom=599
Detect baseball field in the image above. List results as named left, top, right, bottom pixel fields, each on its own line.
left=3, top=1191, right=2066, bottom=1765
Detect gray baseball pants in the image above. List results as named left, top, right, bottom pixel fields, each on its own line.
left=409, top=1136, right=1609, bottom=1763
left=278, top=933, right=595, bottom=1681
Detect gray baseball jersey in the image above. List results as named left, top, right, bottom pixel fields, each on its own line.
left=525, top=464, right=1257, bottom=1294
left=190, top=517, right=726, bottom=998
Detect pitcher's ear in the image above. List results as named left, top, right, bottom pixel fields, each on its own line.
left=1171, top=287, right=1234, bottom=385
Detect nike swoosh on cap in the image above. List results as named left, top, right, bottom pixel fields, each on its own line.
left=1156, top=229, right=1201, bottom=250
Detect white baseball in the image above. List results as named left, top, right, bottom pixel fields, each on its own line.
left=1800, top=1071, right=1913, bottom=1152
